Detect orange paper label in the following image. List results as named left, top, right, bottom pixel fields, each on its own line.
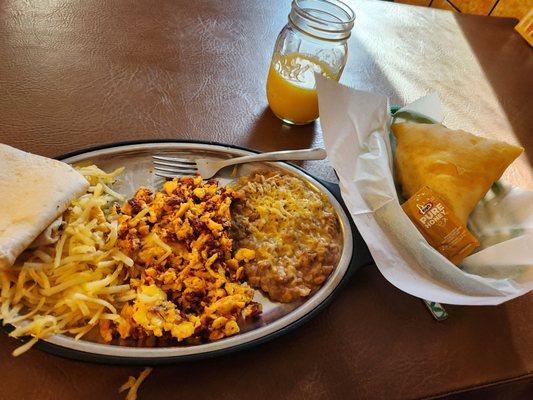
left=402, top=186, right=479, bottom=265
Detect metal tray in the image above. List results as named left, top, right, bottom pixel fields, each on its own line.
left=5, top=141, right=372, bottom=364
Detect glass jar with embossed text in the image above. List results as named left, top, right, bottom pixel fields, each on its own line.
left=266, top=0, right=355, bottom=125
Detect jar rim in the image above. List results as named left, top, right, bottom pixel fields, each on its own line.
left=293, top=0, right=355, bottom=27
left=290, top=0, right=355, bottom=41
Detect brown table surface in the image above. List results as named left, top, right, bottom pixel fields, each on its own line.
left=0, top=0, right=532, bottom=399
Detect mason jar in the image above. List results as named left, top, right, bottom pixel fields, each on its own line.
left=266, top=0, right=355, bottom=125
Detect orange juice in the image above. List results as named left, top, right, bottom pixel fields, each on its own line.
left=266, top=53, right=338, bottom=125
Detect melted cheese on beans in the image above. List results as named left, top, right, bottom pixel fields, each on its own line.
left=231, top=172, right=342, bottom=303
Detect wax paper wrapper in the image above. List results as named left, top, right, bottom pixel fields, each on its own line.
left=316, top=76, right=533, bottom=305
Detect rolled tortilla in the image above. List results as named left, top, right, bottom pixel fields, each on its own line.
left=0, top=144, right=89, bottom=269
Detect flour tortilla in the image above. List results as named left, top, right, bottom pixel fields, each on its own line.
left=0, top=144, right=89, bottom=269
left=28, top=216, right=64, bottom=249
left=392, top=123, right=523, bottom=224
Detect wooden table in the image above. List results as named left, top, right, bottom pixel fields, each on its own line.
left=0, top=0, right=531, bottom=399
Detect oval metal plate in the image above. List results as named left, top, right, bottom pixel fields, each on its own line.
left=11, top=142, right=355, bottom=363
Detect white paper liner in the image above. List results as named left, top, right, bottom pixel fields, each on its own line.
left=316, top=75, right=533, bottom=305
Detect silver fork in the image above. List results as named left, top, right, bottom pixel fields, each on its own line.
left=152, top=148, right=327, bottom=179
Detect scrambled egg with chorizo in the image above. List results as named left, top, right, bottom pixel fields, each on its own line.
left=101, top=176, right=261, bottom=343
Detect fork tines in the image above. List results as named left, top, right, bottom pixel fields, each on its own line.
left=152, top=155, right=198, bottom=178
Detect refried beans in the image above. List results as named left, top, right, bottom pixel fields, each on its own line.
left=231, top=172, right=342, bottom=303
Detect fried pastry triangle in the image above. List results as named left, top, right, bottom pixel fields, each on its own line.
left=392, top=123, right=523, bottom=224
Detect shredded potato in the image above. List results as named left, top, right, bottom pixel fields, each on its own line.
left=119, top=367, right=153, bottom=400
left=0, top=166, right=135, bottom=355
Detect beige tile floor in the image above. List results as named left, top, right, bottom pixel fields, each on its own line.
left=394, top=0, right=532, bottom=19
